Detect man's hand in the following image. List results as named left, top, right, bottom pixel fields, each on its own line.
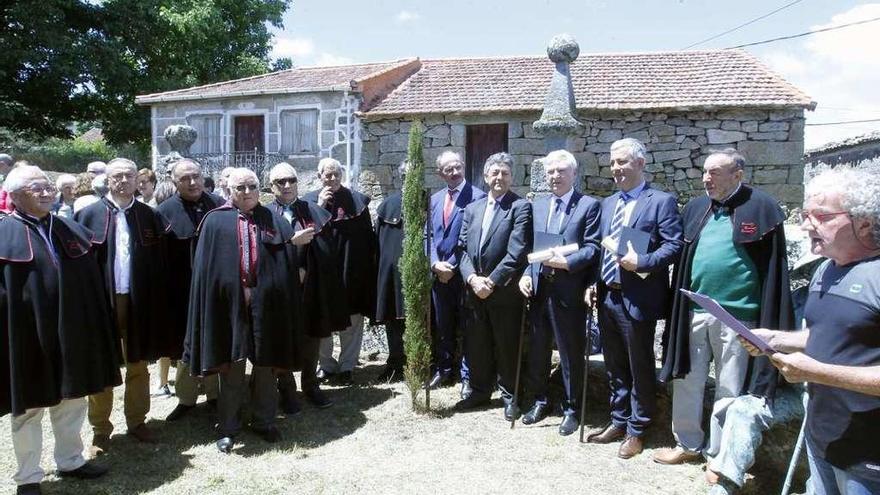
left=432, top=261, right=455, bottom=284
left=584, top=285, right=597, bottom=307
left=470, top=276, right=494, bottom=299
left=617, top=241, right=639, bottom=272
left=737, top=328, right=780, bottom=357
left=518, top=276, right=532, bottom=298
left=543, top=252, right=569, bottom=270
left=317, top=187, right=334, bottom=208
left=290, top=227, right=315, bottom=246
left=769, top=352, right=821, bottom=384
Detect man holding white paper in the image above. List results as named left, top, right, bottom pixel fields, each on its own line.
left=518, top=150, right=601, bottom=436
left=655, top=149, right=794, bottom=493
left=586, top=138, right=682, bottom=458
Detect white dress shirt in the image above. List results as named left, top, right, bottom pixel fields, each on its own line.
left=110, top=196, right=134, bottom=295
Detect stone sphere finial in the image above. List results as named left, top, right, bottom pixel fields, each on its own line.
left=547, top=34, right=580, bottom=64
left=164, top=124, right=198, bottom=156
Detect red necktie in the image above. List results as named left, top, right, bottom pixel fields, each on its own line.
left=443, top=189, right=456, bottom=227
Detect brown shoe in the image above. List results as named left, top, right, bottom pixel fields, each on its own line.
left=127, top=423, right=156, bottom=443
left=586, top=423, right=626, bottom=444
left=653, top=446, right=701, bottom=465
left=89, top=434, right=110, bottom=457
left=618, top=435, right=643, bottom=459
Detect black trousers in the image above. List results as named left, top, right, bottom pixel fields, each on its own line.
left=277, top=336, right=320, bottom=396
left=464, top=293, right=523, bottom=401
left=384, top=319, right=406, bottom=368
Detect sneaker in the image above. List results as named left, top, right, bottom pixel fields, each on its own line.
left=151, top=383, right=173, bottom=397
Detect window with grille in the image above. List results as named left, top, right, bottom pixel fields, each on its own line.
left=280, top=109, right=319, bottom=154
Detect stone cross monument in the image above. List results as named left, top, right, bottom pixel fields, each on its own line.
left=530, top=34, right=585, bottom=193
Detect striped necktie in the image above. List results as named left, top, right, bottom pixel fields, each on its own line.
left=601, top=195, right=627, bottom=286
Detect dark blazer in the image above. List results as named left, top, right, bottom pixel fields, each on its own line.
left=459, top=191, right=532, bottom=304
left=599, top=184, right=683, bottom=322
left=526, top=191, right=602, bottom=306
left=374, top=192, right=404, bottom=322
left=429, top=182, right=486, bottom=268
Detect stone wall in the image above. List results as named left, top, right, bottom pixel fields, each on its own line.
left=359, top=108, right=806, bottom=210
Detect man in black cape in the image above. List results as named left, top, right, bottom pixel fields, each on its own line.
left=654, top=149, right=793, bottom=468
left=303, top=157, right=377, bottom=386
left=266, top=163, right=340, bottom=413
left=2, top=165, right=120, bottom=495
left=157, top=159, right=222, bottom=422
left=184, top=168, right=303, bottom=453
left=74, top=158, right=172, bottom=452
left=374, top=162, right=408, bottom=382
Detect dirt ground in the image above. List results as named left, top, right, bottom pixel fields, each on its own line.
left=0, top=357, right=804, bottom=495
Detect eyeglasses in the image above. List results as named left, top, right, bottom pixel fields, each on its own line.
left=24, top=184, right=57, bottom=195
left=273, top=178, right=297, bottom=186
left=233, top=184, right=259, bottom=193
left=801, top=210, right=849, bottom=226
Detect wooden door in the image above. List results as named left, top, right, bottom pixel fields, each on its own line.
left=466, top=124, right=508, bottom=189
left=234, top=115, right=265, bottom=153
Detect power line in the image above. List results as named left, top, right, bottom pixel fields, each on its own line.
left=682, top=0, right=804, bottom=50
left=806, top=118, right=880, bottom=127
left=725, top=15, right=880, bottom=49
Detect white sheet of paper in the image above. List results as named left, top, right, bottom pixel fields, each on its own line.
left=527, top=243, right=580, bottom=264
left=680, top=289, right=775, bottom=354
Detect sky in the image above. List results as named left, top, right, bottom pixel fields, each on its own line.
left=269, top=0, right=880, bottom=150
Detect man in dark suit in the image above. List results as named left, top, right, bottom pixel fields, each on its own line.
left=518, top=150, right=601, bottom=436
left=587, top=138, right=683, bottom=459
left=457, top=152, right=532, bottom=418
left=427, top=151, right=486, bottom=395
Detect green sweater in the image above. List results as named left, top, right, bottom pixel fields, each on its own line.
left=690, top=209, right=760, bottom=321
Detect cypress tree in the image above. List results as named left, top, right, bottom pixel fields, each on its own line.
left=401, top=120, right=432, bottom=410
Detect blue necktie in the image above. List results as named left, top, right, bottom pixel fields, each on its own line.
left=548, top=197, right=564, bottom=234
left=601, top=195, right=627, bottom=286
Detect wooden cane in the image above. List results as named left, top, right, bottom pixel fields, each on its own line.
left=579, top=298, right=595, bottom=443
left=511, top=301, right=529, bottom=429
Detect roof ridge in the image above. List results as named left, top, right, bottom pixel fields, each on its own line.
left=419, top=49, right=746, bottom=63
left=351, top=57, right=420, bottom=84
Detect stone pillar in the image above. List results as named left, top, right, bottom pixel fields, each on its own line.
left=530, top=34, right=584, bottom=193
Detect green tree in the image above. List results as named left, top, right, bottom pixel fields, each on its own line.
left=401, top=120, right=432, bottom=411
left=0, top=0, right=292, bottom=145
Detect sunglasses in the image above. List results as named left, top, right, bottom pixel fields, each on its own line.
left=233, top=184, right=259, bottom=193
left=273, top=178, right=297, bottom=186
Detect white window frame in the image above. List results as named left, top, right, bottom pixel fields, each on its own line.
left=277, top=104, right=322, bottom=156
left=184, top=111, right=225, bottom=154
left=225, top=109, right=270, bottom=154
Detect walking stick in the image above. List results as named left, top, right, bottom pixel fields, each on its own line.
left=579, top=296, right=596, bottom=443
left=511, top=300, right=529, bottom=429
left=781, top=391, right=809, bottom=495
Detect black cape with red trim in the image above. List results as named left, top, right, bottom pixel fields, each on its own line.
left=660, top=184, right=794, bottom=401
left=374, top=192, right=404, bottom=322
left=0, top=214, right=121, bottom=416
left=303, top=186, right=377, bottom=319
left=156, top=192, right=222, bottom=356
left=183, top=204, right=303, bottom=374
left=266, top=198, right=349, bottom=338
left=74, top=197, right=174, bottom=362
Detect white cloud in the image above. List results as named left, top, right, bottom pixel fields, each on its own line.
left=395, top=10, right=421, bottom=23
left=271, top=37, right=315, bottom=59
left=759, top=3, right=880, bottom=148
left=315, top=53, right=354, bottom=66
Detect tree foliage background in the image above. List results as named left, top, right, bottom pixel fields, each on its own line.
left=0, top=0, right=293, bottom=146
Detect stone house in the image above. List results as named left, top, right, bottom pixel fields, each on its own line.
left=804, top=131, right=880, bottom=174
left=137, top=49, right=814, bottom=208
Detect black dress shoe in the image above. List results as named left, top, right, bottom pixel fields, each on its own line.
left=332, top=370, right=354, bottom=386
left=166, top=403, right=195, bottom=421
left=251, top=426, right=281, bottom=443
left=216, top=436, right=234, bottom=454
left=426, top=371, right=453, bottom=390
left=503, top=401, right=521, bottom=421
left=316, top=368, right=334, bottom=384
left=376, top=366, right=405, bottom=383
left=521, top=403, right=550, bottom=425
left=16, top=483, right=41, bottom=495
left=459, top=380, right=473, bottom=399
left=305, top=388, right=333, bottom=409
left=280, top=394, right=301, bottom=415
left=454, top=395, right=490, bottom=411
left=58, top=460, right=108, bottom=479
left=559, top=413, right=579, bottom=436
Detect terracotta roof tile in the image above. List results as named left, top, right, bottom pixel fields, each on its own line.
left=363, top=50, right=814, bottom=117
left=135, top=59, right=419, bottom=104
